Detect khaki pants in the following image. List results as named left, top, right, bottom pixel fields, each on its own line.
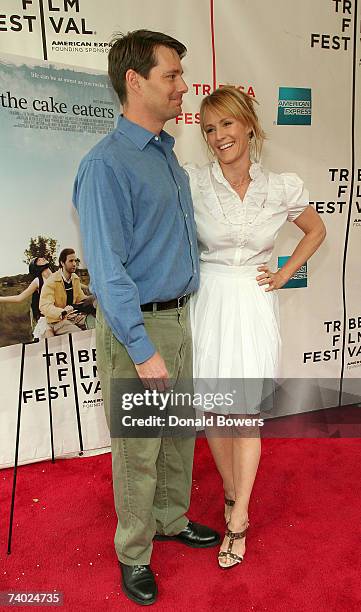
left=96, top=303, right=195, bottom=565
left=49, top=319, right=82, bottom=335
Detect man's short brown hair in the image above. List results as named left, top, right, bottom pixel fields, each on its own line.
left=59, top=248, right=75, bottom=268
left=108, top=29, right=187, bottom=105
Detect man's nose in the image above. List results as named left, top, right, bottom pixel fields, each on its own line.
left=178, top=76, right=188, bottom=94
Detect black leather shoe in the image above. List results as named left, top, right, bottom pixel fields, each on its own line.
left=120, top=563, right=157, bottom=606
left=154, top=521, right=220, bottom=548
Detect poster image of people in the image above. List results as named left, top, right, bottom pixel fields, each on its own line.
left=0, top=244, right=96, bottom=346
left=0, top=53, right=118, bottom=347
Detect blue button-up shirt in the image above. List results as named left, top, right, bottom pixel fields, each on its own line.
left=73, top=115, right=199, bottom=363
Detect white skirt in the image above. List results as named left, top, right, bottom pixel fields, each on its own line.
left=190, top=262, right=281, bottom=414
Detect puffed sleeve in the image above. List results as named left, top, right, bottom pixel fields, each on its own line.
left=282, top=173, right=310, bottom=222
left=183, top=163, right=198, bottom=185
left=183, top=163, right=201, bottom=205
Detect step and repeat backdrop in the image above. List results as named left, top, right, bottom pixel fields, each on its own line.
left=0, top=0, right=360, bottom=466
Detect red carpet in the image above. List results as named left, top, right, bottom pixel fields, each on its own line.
left=1, top=438, right=361, bottom=611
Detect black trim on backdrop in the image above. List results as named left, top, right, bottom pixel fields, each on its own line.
left=7, top=343, right=26, bottom=554
left=68, top=334, right=84, bottom=455
left=38, top=0, right=48, bottom=61
left=339, top=0, right=359, bottom=406
left=44, top=338, right=55, bottom=463
left=6, top=333, right=85, bottom=552
left=7, top=340, right=57, bottom=552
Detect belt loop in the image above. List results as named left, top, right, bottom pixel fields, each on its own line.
left=152, top=302, right=157, bottom=316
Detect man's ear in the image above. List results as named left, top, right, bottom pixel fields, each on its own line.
left=125, top=69, right=142, bottom=96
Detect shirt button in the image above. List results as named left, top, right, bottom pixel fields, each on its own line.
left=194, top=269, right=197, bottom=274
left=178, top=185, right=181, bottom=191
left=154, top=136, right=159, bottom=141
left=185, top=213, right=188, bottom=218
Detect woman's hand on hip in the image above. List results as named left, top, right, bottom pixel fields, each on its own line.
left=256, top=265, right=288, bottom=292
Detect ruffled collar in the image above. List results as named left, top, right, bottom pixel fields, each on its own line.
left=211, top=159, right=263, bottom=187
left=249, top=161, right=263, bottom=181
left=195, top=159, right=268, bottom=225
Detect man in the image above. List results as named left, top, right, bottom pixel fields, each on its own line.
left=40, top=248, right=88, bottom=335
left=73, top=30, right=219, bottom=606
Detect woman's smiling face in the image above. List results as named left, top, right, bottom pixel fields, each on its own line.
left=203, top=109, right=251, bottom=166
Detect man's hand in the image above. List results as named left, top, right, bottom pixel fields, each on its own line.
left=61, top=305, right=74, bottom=318
left=135, top=352, right=170, bottom=391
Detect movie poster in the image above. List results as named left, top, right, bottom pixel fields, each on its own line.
left=0, top=53, right=118, bottom=465
left=0, top=53, right=118, bottom=347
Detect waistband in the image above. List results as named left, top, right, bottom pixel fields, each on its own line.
left=200, top=261, right=261, bottom=279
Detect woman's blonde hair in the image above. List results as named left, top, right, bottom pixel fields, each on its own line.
left=200, top=86, right=265, bottom=161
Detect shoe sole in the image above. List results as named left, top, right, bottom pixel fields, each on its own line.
left=154, top=534, right=221, bottom=548
left=219, top=562, right=243, bottom=570
left=121, top=583, right=157, bottom=606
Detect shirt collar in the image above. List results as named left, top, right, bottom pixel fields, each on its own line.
left=211, top=158, right=263, bottom=185
left=116, top=115, right=175, bottom=151
left=61, top=271, right=73, bottom=283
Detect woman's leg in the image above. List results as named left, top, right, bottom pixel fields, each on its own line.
left=232, top=435, right=261, bottom=518
left=219, top=432, right=261, bottom=565
left=206, top=415, right=261, bottom=565
left=206, top=431, right=235, bottom=523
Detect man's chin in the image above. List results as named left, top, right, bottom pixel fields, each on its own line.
left=166, top=106, right=182, bottom=121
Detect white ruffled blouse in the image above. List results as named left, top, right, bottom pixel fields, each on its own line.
left=184, top=161, right=309, bottom=266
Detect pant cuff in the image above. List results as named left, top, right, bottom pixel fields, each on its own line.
left=157, top=514, right=189, bottom=536
left=117, top=552, right=152, bottom=566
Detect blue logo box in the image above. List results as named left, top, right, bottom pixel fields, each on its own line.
left=277, top=87, right=312, bottom=125
left=278, top=256, right=307, bottom=288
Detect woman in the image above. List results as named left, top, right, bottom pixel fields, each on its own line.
left=186, top=86, right=326, bottom=569
left=0, top=257, right=54, bottom=339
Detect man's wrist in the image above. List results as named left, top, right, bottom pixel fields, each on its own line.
left=128, top=339, right=156, bottom=365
